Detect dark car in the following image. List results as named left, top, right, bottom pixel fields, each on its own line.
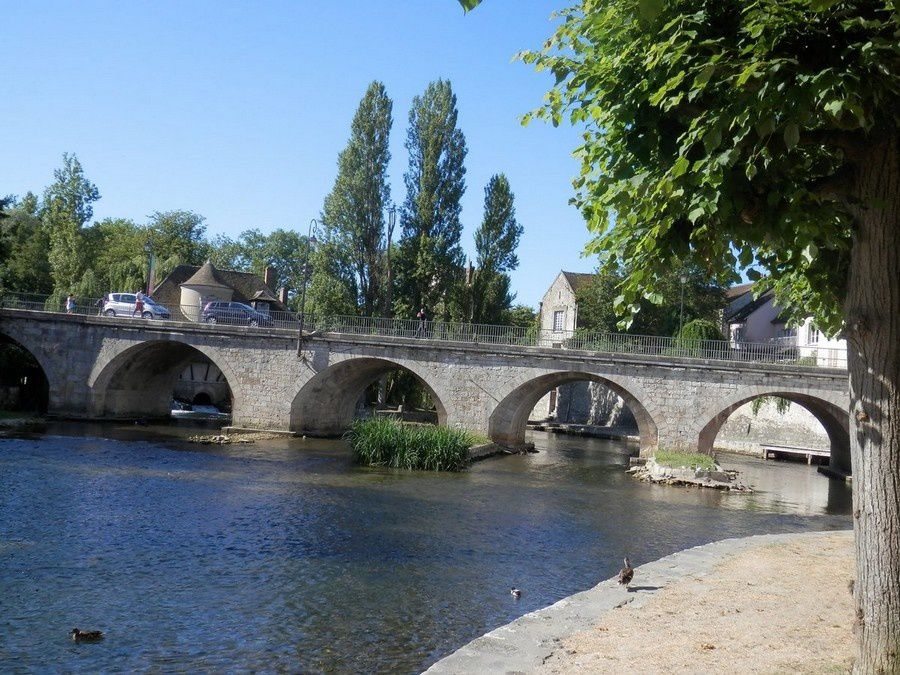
left=201, top=301, right=273, bottom=327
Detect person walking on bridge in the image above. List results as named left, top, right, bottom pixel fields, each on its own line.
left=132, top=291, right=145, bottom=318
left=65, top=294, right=76, bottom=314
left=415, top=306, right=428, bottom=339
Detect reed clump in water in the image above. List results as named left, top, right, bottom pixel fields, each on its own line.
left=345, top=417, right=477, bottom=472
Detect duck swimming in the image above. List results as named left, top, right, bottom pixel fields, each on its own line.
left=510, top=587, right=522, bottom=598
left=70, top=628, right=104, bottom=642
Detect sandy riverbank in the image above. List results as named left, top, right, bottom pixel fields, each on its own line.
left=540, top=532, right=853, bottom=674
left=426, top=531, right=854, bottom=674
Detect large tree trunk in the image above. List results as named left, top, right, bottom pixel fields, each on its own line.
left=847, top=132, right=900, bottom=674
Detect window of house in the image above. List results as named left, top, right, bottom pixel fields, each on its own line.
left=808, top=325, right=821, bottom=344
left=553, top=310, right=565, bottom=332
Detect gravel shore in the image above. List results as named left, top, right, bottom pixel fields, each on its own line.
left=426, top=530, right=854, bottom=674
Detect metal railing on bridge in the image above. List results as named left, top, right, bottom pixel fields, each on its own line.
left=0, top=291, right=847, bottom=370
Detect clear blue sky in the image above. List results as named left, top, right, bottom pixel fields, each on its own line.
left=3, top=0, right=594, bottom=308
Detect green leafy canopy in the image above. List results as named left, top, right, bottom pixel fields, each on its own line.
left=512, top=0, right=899, bottom=336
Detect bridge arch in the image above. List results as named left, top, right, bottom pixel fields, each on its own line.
left=0, top=331, right=53, bottom=413
left=290, top=357, right=448, bottom=436
left=697, top=391, right=850, bottom=473
left=489, top=371, right=658, bottom=453
left=88, top=339, right=240, bottom=419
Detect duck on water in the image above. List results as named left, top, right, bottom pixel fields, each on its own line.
left=70, top=628, right=104, bottom=642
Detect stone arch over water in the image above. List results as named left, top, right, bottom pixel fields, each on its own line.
left=88, top=339, right=238, bottom=419
left=289, top=356, right=448, bottom=436
left=697, top=390, right=850, bottom=474
left=488, top=371, right=658, bottom=453
left=0, top=330, right=52, bottom=413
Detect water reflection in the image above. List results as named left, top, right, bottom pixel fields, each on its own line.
left=0, top=424, right=850, bottom=673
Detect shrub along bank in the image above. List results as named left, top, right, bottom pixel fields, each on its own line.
left=345, top=417, right=480, bottom=472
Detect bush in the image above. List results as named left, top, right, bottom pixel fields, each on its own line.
left=672, top=319, right=727, bottom=358
left=677, top=318, right=726, bottom=342
left=344, top=417, right=478, bottom=472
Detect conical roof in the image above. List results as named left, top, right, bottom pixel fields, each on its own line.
left=181, top=260, right=230, bottom=289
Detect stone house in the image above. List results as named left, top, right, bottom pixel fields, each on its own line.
left=538, top=270, right=594, bottom=335
left=532, top=271, right=635, bottom=427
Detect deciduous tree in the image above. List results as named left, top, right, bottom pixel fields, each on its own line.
left=0, top=194, right=52, bottom=294
left=43, top=153, right=100, bottom=295
left=147, top=210, right=210, bottom=278
left=475, top=0, right=900, bottom=668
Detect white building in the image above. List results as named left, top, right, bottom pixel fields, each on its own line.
left=724, top=283, right=846, bottom=368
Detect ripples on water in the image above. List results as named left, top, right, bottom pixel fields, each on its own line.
left=0, top=423, right=851, bottom=673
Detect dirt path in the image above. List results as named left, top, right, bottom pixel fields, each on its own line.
left=539, top=532, right=854, bottom=674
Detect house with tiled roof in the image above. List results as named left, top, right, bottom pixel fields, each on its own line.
left=151, top=261, right=288, bottom=322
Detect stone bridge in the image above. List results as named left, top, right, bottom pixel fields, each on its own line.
left=0, top=309, right=852, bottom=475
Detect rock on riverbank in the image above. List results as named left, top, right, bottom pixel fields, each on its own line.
left=628, top=457, right=752, bottom=492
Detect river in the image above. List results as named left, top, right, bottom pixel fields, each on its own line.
left=0, top=422, right=851, bottom=673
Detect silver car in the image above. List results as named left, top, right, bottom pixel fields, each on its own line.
left=102, top=293, right=171, bottom=320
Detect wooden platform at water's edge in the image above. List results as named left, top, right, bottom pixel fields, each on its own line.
left=760, top=443, right=829, bottom=465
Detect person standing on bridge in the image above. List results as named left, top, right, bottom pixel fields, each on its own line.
left=415, top=306, right=428, bottom=339
left=65, top=294, right=75, bottom=314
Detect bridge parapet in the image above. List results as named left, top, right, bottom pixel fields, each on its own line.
left=1, top=293, right=847, bottom=370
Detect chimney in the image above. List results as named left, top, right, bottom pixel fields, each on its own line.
left=263, top=265, right=275, bottom=290
left=278, top=287, right=288, bottom=305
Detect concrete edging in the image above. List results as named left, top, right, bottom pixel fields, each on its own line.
left=424, top=529, right=853, bottom=674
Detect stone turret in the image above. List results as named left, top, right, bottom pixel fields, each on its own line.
left=179, top=260, right=232, bottom=322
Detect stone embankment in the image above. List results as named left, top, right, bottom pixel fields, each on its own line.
left=0, top=416, right=46, bottom=435
left=426, top=530, right=854, bottom=674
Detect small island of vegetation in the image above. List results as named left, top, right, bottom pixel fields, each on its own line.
left=345, top=417, right=482, bottom=472
left=653, top=449, right=717, bottom=471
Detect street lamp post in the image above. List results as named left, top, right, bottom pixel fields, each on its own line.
left=678, top=272, right=688, bottom=337
left=143, top=239, right=153, bottom=295
left=297, top=219, right=318, bottom=356
left=384, top=206, right=396, bottom=317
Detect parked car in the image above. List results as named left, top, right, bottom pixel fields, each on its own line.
left=201, top=301, right=273, bottom=327
left=102, top=293, right=171, bottom=320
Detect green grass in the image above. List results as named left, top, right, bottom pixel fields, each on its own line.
left=344, top=417, right=479, bottom=472
left=653, top=449, right=717, bottom=471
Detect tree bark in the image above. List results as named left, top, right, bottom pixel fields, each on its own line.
left=847, top=132, right=900, bottom=674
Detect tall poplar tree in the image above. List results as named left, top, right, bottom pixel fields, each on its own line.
left=44, top=153, right=100, bottom=295
left=319, top=81, right=394, bottom=316
left=470, top=174, right=522, bottom=323
left=395, top=79, right=468, bottom=318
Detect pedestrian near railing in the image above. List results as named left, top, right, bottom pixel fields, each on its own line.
left=0, top=291, right=848, bottom=370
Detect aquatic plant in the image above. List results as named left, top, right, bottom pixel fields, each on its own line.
left=344, top=417, right=477, bottom=472
left=653, top=449, right=717, bottom=471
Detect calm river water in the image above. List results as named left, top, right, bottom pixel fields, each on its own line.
left=0, top=423, right=851, bottom=673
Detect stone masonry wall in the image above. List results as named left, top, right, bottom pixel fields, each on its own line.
left=1, top=309, right=849, bottom=462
